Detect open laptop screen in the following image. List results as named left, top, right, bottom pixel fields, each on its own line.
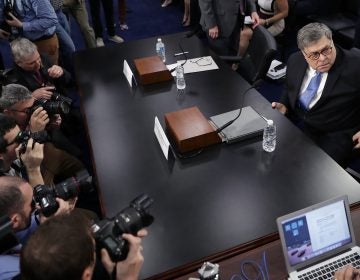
left=280, top=199, right=352, bottom=267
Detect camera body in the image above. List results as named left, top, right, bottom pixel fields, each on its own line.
left=92, top=194, right=154, bottom=262
left=33, top=169, right=92, bottom=217
left=1, top=0, right=20, bottom=39
left=15, top=130, right=50, bottom=154
left=4, top=0, right=14, bottom=20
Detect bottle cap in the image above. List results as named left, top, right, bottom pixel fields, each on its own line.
left=267, top=119, right=273, bottom=126
left=157, top=38, right=161, bottom=42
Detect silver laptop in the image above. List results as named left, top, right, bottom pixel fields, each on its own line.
left=210, top=106, right=266, bottom=143
left=277, top=195, right=360, bottom=280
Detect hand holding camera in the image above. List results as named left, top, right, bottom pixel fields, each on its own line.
left=92, top=194, right=154, bottom=263
left=29, top=107, right=49, bottom=132
left=33, top=169, right=92, bottom=217
left=38, top=197, right=75, bottom=224
left=32, top=86, right=55, bottom=100
left=16, top=137, right=44, bottom=172
left=101, top=229, right=148, bottom=280
left=5, top=11, right=22, bottom=28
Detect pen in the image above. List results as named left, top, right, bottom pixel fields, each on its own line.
left=174, top=51, right=189, bottom=57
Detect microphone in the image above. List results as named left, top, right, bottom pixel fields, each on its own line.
left=216, top=79, right=263, bottom=133
left=169, top=38, right=192, bottom=73
left=169, top=24, right=202, bottom=73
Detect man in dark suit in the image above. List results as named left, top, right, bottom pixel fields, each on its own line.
left=8, top=37, right=73, bottom=100
left=272, top=22, right=360, bottom=167
left=199, top=0, right=260, bottom=55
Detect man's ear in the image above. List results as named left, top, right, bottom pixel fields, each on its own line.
left=10, top=213, right=20, bottom=230
left=3, top=109, right=9, bottom=116
left=81, top=265, right=94, bottom=280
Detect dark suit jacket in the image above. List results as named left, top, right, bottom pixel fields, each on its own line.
left=8, top=55, right=73, bottom=95
left=199, top=0, right=256, bottom=38
left=280, top=46, right=360, bottom=136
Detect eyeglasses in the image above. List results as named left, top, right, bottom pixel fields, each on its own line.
left=304, top=45, right=333, bottom=61
left=190, top=57, right=213, bottom=67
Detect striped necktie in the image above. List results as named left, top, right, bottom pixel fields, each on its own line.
left=298, top=72, right=322, bottom=110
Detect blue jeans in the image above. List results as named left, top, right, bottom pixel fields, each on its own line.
left=56, top=10, right=76, bottom=72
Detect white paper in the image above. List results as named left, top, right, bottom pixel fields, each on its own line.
left=123, top=60, right=133, bottom=87
left=154, top=116, right=170, bottom=160
left=167, top=56, right=219, bottom=77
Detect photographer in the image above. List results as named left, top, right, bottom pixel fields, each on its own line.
left=0, top=0, right=59, bottom=65
left=20, top=211, right=147, bottom=280
left=0, top=114, right=44, bottom=186
left=0, top=176, right=73, bottom=280
left=8, top=38, right=74, bottom=100
left=8, top=39, right=85, bottom=148
left=0, top=84, right=85, bottom=185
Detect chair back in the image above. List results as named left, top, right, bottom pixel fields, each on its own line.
left=237, top=25, right=278, bottom=84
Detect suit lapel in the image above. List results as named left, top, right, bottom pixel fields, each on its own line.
left=289, top=57, right=308, bottom=108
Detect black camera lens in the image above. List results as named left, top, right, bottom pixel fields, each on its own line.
left=92, top=194, right=154, bottom=262
left=43, top=100, right=70, bottom=115
left=54, top=169, right=92, bottom=200
left=28, top=99, right=70, bottom=115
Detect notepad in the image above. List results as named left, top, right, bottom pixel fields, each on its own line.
left=210, top=106, right=266, bottom=143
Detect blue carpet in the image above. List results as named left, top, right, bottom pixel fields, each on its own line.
left=0, top=0, right=186, bottom=67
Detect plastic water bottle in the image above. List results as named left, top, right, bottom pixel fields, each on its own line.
left=156, top=38, right=166, bottom=62
left=176, top=64, right=186, bottom=90
left=262, top=119, right=276, bottom=152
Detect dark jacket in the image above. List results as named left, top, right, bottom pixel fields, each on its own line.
left=280, top=46, right=360, bottom=135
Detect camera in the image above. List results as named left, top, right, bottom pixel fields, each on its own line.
left=27, top=97, right=70, bottom=116
left=33, top=169, right=93, bottom=217
left=4, top=0, right=14, bottom=20
left=0, top=215, right=18, bottom=254
left=92, top=194, right=154, bottom=262
left=13, top=130, right=50, bottom=154
left=51, top=91, right=73, bottom=105
left=1, top=0, right=19, bottom=39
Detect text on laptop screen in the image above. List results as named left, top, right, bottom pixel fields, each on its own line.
left=281, top=200, right=352, bottom=266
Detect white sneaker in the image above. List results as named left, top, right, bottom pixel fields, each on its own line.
left=120, top=24, right=129, bottom=30
left=96, top=37, right=105, bottom=47
left=109, top=35, right=124, bottom=43
left=161, top=0, right=172, bottom=7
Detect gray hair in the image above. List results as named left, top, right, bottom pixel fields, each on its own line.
left=0, top=84, right=32, bottom=112
left=297, top=23, right=333, bottom=50
left=10, top=37, right=38, bottom=64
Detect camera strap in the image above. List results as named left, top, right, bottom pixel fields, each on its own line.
left=111, top=266, right=117, bottom=280
left=11, top=161, right=28, bottom=181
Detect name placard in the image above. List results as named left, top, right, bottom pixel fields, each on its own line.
left=123, top=60, right=134, bottom=87
left=154, top=116, right=170, bottom=160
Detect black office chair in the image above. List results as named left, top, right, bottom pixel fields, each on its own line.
left=307, top=0, right=360, bottom=49
left=220, top=25, right=278, bottom=85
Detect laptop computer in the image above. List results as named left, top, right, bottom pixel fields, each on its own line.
left=210, top=106, right=266, bottom=143
left=277, top=195, right=360, bottom=280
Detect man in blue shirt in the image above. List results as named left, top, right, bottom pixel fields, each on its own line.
left=0, top=0, right=59, bottom=64
left=0, top=176, right=73, bottom=280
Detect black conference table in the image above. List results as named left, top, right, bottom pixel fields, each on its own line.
left=74, top=32, right=360, bottom=279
